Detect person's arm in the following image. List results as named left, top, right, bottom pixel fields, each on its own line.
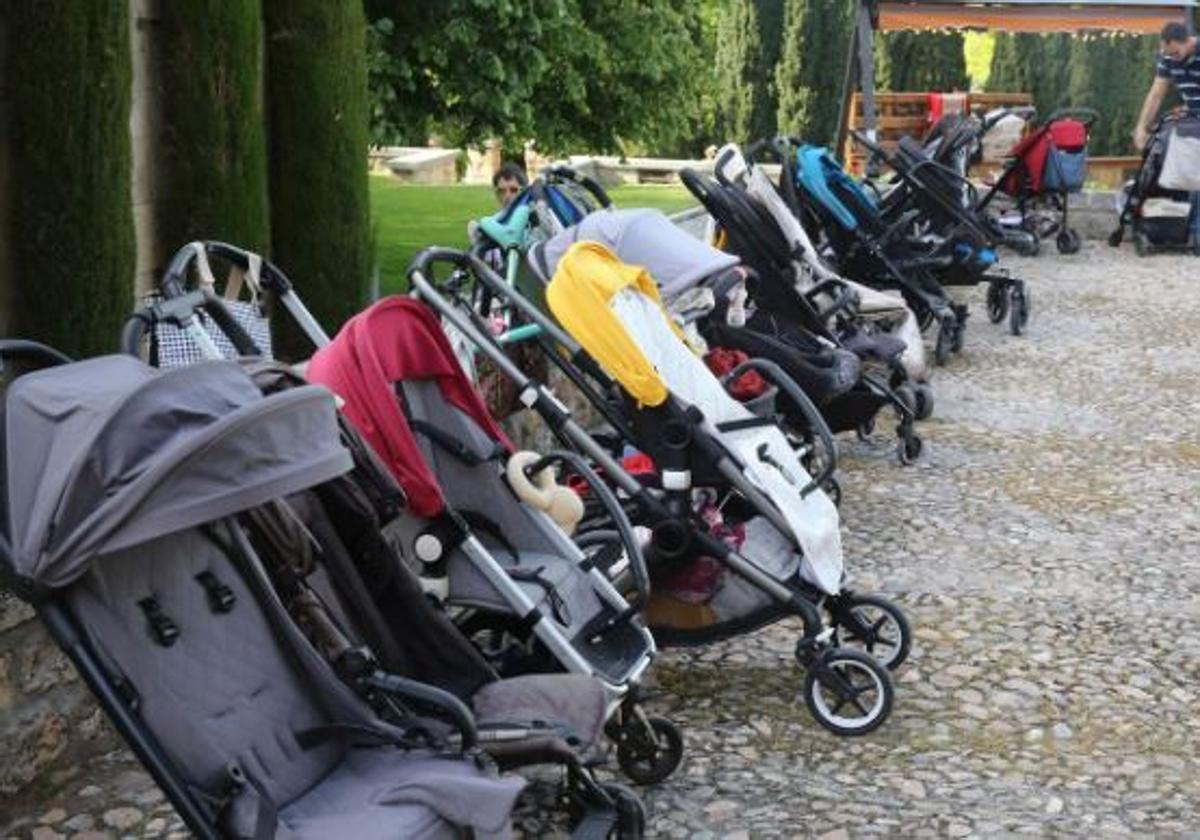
left=1134, top=76, right=1172, bottom=151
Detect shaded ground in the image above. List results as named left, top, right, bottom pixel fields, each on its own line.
left=3, top=244, right=1198, bottom=838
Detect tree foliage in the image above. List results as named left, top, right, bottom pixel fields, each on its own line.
left=5, top=1, right=136, bottom=357
left=988, top=33, right=1159, bottom=156
left=776, top=0, right=855, bottom=146
left=158, top=0, right=270, bottom=252
left=366, top=0, right=708, bottom=155
left=875, top=30, right=969, bottom=92
left=264, top=0, right=372, bottom=358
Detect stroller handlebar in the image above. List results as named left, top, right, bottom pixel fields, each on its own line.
left=539, top=166, right=613, bottom=209
left=121, top=288, right=262, bottom=359
left=719, top=358, right=838, bottom=498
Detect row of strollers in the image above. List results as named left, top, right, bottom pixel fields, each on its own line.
left=0, top=137, right=1033, bottom=838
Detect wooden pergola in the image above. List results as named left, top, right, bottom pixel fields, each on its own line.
left=838, top=0, right=1198, bottom=160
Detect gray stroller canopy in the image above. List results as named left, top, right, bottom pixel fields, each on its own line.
left=532, top=208, right=739, bottom=298
left=5, top=355, right=351, bottom=590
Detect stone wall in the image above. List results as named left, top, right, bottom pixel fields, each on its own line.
left=0, top=596, right=118, bottom=801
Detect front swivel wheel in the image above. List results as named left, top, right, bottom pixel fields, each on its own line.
left=828, top=593, right=913, bottom=670
left=800, top=648, right=895, bottom=737
left=614, top=715, right=684, bottom=785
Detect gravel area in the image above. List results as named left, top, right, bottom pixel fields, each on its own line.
left=4, top=243, right=1199, bottom=838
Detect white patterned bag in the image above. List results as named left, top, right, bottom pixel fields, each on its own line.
left=152, top=247, right=274, bottom=368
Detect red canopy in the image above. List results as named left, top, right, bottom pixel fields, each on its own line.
left=306, top=297, right=511, bottom=518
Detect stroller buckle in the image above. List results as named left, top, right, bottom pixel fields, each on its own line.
left=195, top=571, right=236, bottom=613
left=137, top=597, right=180, bottom=647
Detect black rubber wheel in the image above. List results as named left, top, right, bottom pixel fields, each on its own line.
left=856, top=416, right=875, bottom=441
left=604, top=783, right=647, bottom=839
left=913, top=383, right=934, bottom=421
left=801, top=648, right=895, bottom=737
left=1135, top=232, right=1150, bottom=257
left=951, top=318, right=965, bottom=353
left=893, top=383, right=917, bottom=418
left=1056, top=229, right=1081, bottom=255
left=1009, top=287, right=1029, bottom=337
left=934, top=319, right=953, bottom=366
left=1107, top=229, right=1123, bottom=248
left=615, top=716, right=684, bottom=786
left=1019, top=231, right=1041, bottom=257
left=829, top=593, right=913, bottom=671
left=822, top=475, right=843, bottom=508
left=986, top=281, right=1009, bottom=324
left=898, top=431, right=923, bottom=465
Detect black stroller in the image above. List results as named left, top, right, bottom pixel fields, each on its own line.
left=526, top=204, right=926, bottom=467
left=1110, top=111, right=1200, bottom=256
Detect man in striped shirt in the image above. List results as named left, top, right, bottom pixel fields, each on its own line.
left=1133, top=22, right=1200, bottom=151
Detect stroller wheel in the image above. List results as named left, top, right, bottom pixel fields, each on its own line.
left=934, top=318, right=955, bottom=366
left=1107, top=229, right=1124, bottom=248
left=822, top=475, right=843, bottom=508
left=603, top=783, right=647, bottom=839
left=1017, top=231, right=1041, bottom=257
left=913, top=383, right=934, bottom=421
left=897, top=430, right=923, bottom=465
left=951, top=319, right=965, bottom=354
left=893, top=383, right=917, bottom=418
left=1009, top=287, right=1030, bottom=337
left=615, top=716, right=684, bottom=786
left=856, top=417, right=875, bottom=441
left=801, top=648, right=894, bottom=737
left=986, top=281, right=1009, bottom=324
left=828, top=593, right=913, bottom=671
left=1135, top=232, right=1151, bottom=257
left=1056, top=229, right=1082, bottom=255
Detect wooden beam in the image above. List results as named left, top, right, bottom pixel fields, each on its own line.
left=879, top=5, right=1189, bottom=33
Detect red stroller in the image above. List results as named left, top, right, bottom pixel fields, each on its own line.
left=978, top=109, right=1098, bottom=255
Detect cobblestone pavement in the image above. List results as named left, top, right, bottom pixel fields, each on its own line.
left=3, top=244, right=1199, bottom=838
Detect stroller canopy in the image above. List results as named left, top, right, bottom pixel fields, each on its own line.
left=305, top=297, right=512, bottom=518
left=533, top=208, right=739, bottom=298
left=796, top=147, right=875, bottom=231
left=546, top=242, right=688, bottom=408
left=4, top=356, right=350, bottom=591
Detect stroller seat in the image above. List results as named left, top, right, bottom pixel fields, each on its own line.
left=71, top=531, right=518, bottom=840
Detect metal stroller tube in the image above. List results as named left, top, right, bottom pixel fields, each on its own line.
left=521, top=449, right=651, bottom=611
left=160, top=241, right=331, bottom=349
left=121, top=287, right=261, bottom=358
left=720, top=358, right=837, bottom=498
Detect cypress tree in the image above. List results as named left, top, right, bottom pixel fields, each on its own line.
left=4, top=2, right=135, bottom=357
left=715, top=0, right=779, bottom=143
left=876, top=30, right=968, bottom=92
left=776, top=0, right=855, bottom=146
left=263, top=0, right=372, bottom=358
left=158, top=1, right=270, bottom=253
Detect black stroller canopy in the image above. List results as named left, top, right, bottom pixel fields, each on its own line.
left=4, top=355, right=351, bottom=590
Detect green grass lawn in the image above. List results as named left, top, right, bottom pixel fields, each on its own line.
left=370, top=176, right=696, bottom=293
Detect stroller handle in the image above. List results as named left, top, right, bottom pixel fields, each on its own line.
left=0, top=339, right=73, bottom=371
left=120, top=288, right=260, bottom=359
left=1042, top=107, right=1099, bottom=127
left=408, top=247, right=582, bottom=357
left=525, top=449, right=652, bottom=611
left=362, top=671, right=478, bottom=751
left=160, top=241, right=331, bottom=349
left=719, top=358, right=838, bottom=498
left=539, top=165, right=613, bottom=209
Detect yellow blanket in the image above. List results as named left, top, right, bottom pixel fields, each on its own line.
left=546, top=242, right=684, bottom=408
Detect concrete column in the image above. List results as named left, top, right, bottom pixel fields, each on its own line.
left=130, top=0, right=165, bottom=298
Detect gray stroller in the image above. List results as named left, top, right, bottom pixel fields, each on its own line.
left=0, top=346, right=526, bottom=839
left=123, top=241, right=682, bottom=787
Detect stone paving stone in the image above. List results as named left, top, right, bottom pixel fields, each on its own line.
left=2, top=244, right=1199, bottom=837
